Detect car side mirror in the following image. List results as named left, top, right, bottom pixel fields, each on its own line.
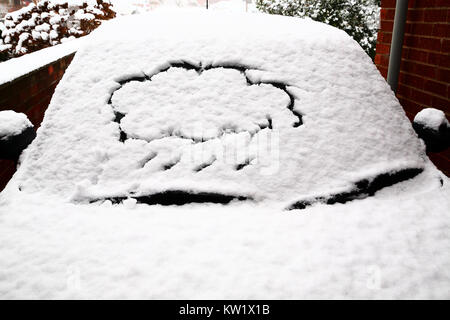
left=413, top=108, right=449, bottom=153
left=0, top=110, right=36, bottom=162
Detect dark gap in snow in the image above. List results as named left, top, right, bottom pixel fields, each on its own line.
left=167, top=61, right=202, bottom=73
left=203, top=64, right=254, bottom=86
left=250, top=81, right=303, bottom=128
left=268, top=116, right=273, bottom=129
left=258, top=116, right=273, bottom=130
left=236, top=158, right=253, bottom=171
left=117, top=75, right=148, bottom=86
left=119, top=131, right=127, bottom=143
left=262, top=82, right=286, bottom=90
left=287, top=168, right=424, bottom=210
left=194, top=157, right=216, bottom=172
left=291, top=110, right=303, bottom=127
left=265, top=83, right=302, bottom=127
left=244, top=74, right=253, bottom=85
left=109, top=94, right=129, bottom=143
left=114, top=111, right=125, bottom=123
left=103, top=191, right=250, bottom=206
left=203, top=64, right=248, bottom=74
left=170, top=132, right=206, bottom=144
left=162, top=158, right=180, bottom=171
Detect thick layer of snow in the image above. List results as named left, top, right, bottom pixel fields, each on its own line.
left=0, top=110, right=33, bottom=139
left=9, top=10, right=427, bottom=205
left=0, top=37, right=82, bottom=85
left=414, top=108, right=449, bottom=132
left=0, top=10, right=449, bottom=299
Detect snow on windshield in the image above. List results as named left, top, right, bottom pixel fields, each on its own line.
left=9, top=10, right=426, bottom=207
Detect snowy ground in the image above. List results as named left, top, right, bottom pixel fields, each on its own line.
left=0, top=10, right=449, bottom=299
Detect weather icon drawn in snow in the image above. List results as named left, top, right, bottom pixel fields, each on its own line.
left=110, top=61, right=302, bottom=144
left=96, top=60, right=304, bottom=205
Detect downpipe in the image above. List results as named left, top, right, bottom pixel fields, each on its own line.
left=387, top=0, right=409, bottom=93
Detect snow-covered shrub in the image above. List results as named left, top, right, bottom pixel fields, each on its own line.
left=255, top=0, right=380, bottom=59
left=0, top=22, right=9, bottom=62
left=0, top=0, right=115, bottom=62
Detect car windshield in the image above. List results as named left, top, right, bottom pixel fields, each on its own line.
left=7, top=11, right=428, bottom=209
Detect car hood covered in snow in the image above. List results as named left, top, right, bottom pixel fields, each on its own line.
left=0, top=10, right=449, bottom=299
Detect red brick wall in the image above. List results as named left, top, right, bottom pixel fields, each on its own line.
left=0, top=53, right=75, bottom=191
left=375, top=0, right=450, bottom=176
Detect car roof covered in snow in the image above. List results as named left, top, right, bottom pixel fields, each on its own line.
left=7, top=10, right=430, bottom=208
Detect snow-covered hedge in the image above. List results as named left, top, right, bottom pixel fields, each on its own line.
left=255, top=0, right=380, bottom=59
left=0, top=0, right=115, bottom=62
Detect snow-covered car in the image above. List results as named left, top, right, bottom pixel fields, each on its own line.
left=0, top=10, right=449, bottom=299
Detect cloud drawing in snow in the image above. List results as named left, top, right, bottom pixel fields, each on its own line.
left=110, top=63, right=302, bottom=143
